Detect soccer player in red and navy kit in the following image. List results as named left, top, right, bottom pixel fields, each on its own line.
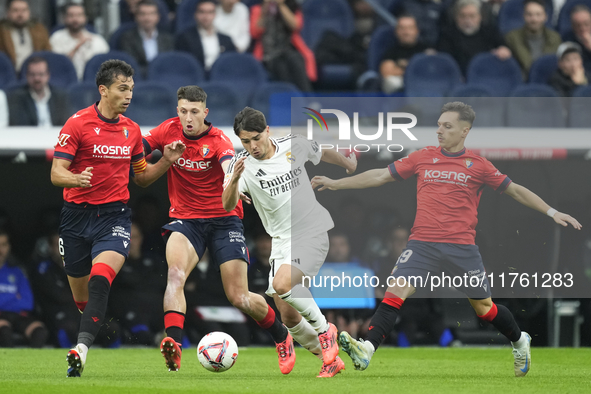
left=51, top=60, right=185, bottom=377
left=312, top=101, right=582, bottom=377
left=140, top=86, right=294, bottom=374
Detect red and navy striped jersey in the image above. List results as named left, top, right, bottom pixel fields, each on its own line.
left=53, top=103, right=145, bottom=205
left=143, top=117, right=242, bottom=219
left=388, top=146, right=511, bottom=245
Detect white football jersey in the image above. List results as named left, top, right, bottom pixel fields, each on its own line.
left=224, top=134, right=334, bottom=239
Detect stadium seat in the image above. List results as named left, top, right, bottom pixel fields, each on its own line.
left=506, top=84, right=566, bottom=127
left=557, top=0, right=591, bottom=37
left=308, top=263, right=377, bottom=310
left=528, top=54, right=558, bottom=84
left=123, top=82, right=177, bottom=126
left=19, top=51, right=78, bottom=88
left=108, top=21, right=136, bottom=50
left=498, top=0, right=553, bottom=35
left=449, top=84, right=494, bottom=97
left=367, top=24, right=395, bottom=72
left=68, top=81, right=100, bottom=114
left=447, top=86, right=506, bottom=127
left=569, top=86, right=591, bottom=126
left=209, top=53, right=268, bottom=106
left=301, top=0, right=355, bottom=50
left=83, top=51, right=142, bottom=82
left=175, top=0, right=200, bottom=34
left=196, top=82, right=242, bottom=127
left=404, top=53, right=462, bottom=97
left=250, top=82, right=302, bottom=126
left=147, top=51, right=205, bottom=91
left=466, top=53, right=523, bottom=96
left=0, top=52, right=16, bottom=89
left=242, top=0, right=262, bottom=6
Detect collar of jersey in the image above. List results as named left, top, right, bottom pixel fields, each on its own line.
left=440, top=146, right=466, bottom=157
left=182, top=121, right=212, bottom=140
left=93, top=102, right=120, bottom=124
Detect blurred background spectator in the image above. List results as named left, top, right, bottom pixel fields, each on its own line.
left=214, top=0, right=251, bottom=52
left=549, top=41, right=589, bottom=96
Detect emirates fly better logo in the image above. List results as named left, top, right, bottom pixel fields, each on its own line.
left=303, top=107, right=419, bottom=153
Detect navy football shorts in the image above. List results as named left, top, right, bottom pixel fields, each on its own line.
left=59, top=202, right=131, bottom=278
left=389, top=240, right=492, bottom=299
left=161, top=216, right=249, bottom=267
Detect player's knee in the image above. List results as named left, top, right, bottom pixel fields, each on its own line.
left=167, top=265, right=187, bottom=287
left=471, top=299, right=493, bottom=316
left=272, top=276, right=292, bottom=296
left=227, top=292, right=251, bottom=313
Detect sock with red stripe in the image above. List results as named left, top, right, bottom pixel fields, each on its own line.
left=366, top=292, right=404, bottom=350
left=478, top=302, right=521, bottom=342
left=77, top=263, right=116, bottom=348
left=164, top=311, right=185, bottom=345
left=256, top=305, right=288, bottom=343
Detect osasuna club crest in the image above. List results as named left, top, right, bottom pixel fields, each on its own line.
left=122, top=127, right=129, bottom=139
left=202, top=145, right=210, bottom=158
left=464, top=158, right=473, bottom=168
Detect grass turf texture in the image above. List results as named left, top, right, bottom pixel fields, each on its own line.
left=1, top=347, right=590, bottom=394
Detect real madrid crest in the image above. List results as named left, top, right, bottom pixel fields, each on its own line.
left=286, top=152, right=295, bottom=163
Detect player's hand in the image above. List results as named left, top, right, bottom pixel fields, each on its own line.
left=77, top=167, right=93, bottom=188
left=232, top=157, right=246, bottom=181
left=240, top=193, right=252, bottom=204
left=345, top=152, right=357, bottom=175
left=311, top=176, right=336, bottom=191
left=163, top=140, right=186, bottom=163
left=553, top=212, right=582, bottom=230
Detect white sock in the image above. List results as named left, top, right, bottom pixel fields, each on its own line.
left=287, top=318, right=323, bottom=360
left=364, top=340, right=376, bottom=355
left=76, top=343, right=88, bottom=363
left=512, top=332, right=527, bottom=348
left=279, top=285, right=329, bottom=333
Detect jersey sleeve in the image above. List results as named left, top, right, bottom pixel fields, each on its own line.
left=142, top=123, right=165, bottom=155
left=482, top=159, right=512, bottom=193
left=215, top=133, right=236, bottom=164
left=53, top=119, right=80, bottom=161
left=223, top=155, right=248, bottom=194
left=131, top=126, right=147, bottom=174
left=294, top=134, right=322, bottom=165
left=387, top=149, right=421, bottom=181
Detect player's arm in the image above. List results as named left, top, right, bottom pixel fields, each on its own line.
left=50, top=158, right=93, bottom=188
left=222, top=157, right=246, bottom=212
left=320, top=149, right=357, bottom=174
left=311, top=167, right=394, bottom=191
left=133, top=140, right=186, bottom=188
left=504, top=182, right=582, bottom=229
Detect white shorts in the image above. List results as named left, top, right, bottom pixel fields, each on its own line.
left=266, top=232, right=329, bottom=296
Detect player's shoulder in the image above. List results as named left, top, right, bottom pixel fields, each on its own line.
left=233, top=149, right=250, bottom=160
left=464, top=148, right=490, bottom=164
left=208, top=125, right=233, bottom=143
left=411, top=146, right=438, bottom=158
left=65, top=105, right=95, bottom=126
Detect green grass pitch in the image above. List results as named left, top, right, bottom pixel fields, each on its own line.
left=1, top=347, right=590, bottom=394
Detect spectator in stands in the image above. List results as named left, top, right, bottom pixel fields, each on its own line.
left=109, top=223, right=166, bottom=345
left=7, top=56, right=69, bottom=126
left=565, top=5, right=591, bottom=72
left=120, top=0, right=174, bottom=77
left=50, top=3, right=109, bottom=80
left=505, top=0, right=561, bottom=76
left=30, top=230, right=122, bottom=348
left=0, top=89, right=7, bottom=127
left=549, top=41, right=589, bottom=96
left=250, top=0, right=315, bottom=91
left=438, top=0, right=511, bottom=75
left=393, top=0, right=446, bottom=47
left=0, top=229, right=48, bottom=348
left=175, top=0, right=235, bottom=71
left=379, top=15, right=431, bottom=94
left=214, top=0, right=251, bottom=53
left=0, top=0, right=51, bottom=72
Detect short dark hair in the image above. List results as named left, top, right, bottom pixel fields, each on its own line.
left=177, top=85, right=207, bottom=103
left=233, top=107, right=267, bottom=135
left=95, top=59, right=134, bottom=88
left=6, top=0, right=27, bottom=11
left=0, top=228, right=10, bottom=241
left=196, top=0, right=217, bottom=11
left=26, top=56, right=48, bottom=71
left=523, top=0, right=545, bottom=11
left=440, top=101, right=476, bottom=126
left=572, top=4, right=591, bottom=17
left=137, top=0, right=159, bottom=11
left=61, top=2, right=85, bottom=16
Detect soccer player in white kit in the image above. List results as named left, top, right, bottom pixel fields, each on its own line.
left=222, top=107, right=357, bottom=377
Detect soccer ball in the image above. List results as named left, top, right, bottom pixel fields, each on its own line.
left=197, top=332, right=238, bottom=373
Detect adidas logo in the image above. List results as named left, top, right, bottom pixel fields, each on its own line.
left=255, top=169, right=267, bottom=177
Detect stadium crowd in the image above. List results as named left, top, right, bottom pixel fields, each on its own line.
left=0, top=0, right=590, bottom=349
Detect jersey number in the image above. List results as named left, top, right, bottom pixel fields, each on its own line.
left=59, top=238, right=65, bottom=256
left=395, top=249, right=413, bottom=264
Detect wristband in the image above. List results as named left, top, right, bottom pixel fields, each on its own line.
left=547, top=208, right=557, bottom=218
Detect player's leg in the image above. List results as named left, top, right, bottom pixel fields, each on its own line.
left=470, top=298, right=531, bottom=377
left=219, top=259, right=296, bottom=374
left=161, top=231, right=200, bottom=371
left=273, top=293, right=322, bottom=358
